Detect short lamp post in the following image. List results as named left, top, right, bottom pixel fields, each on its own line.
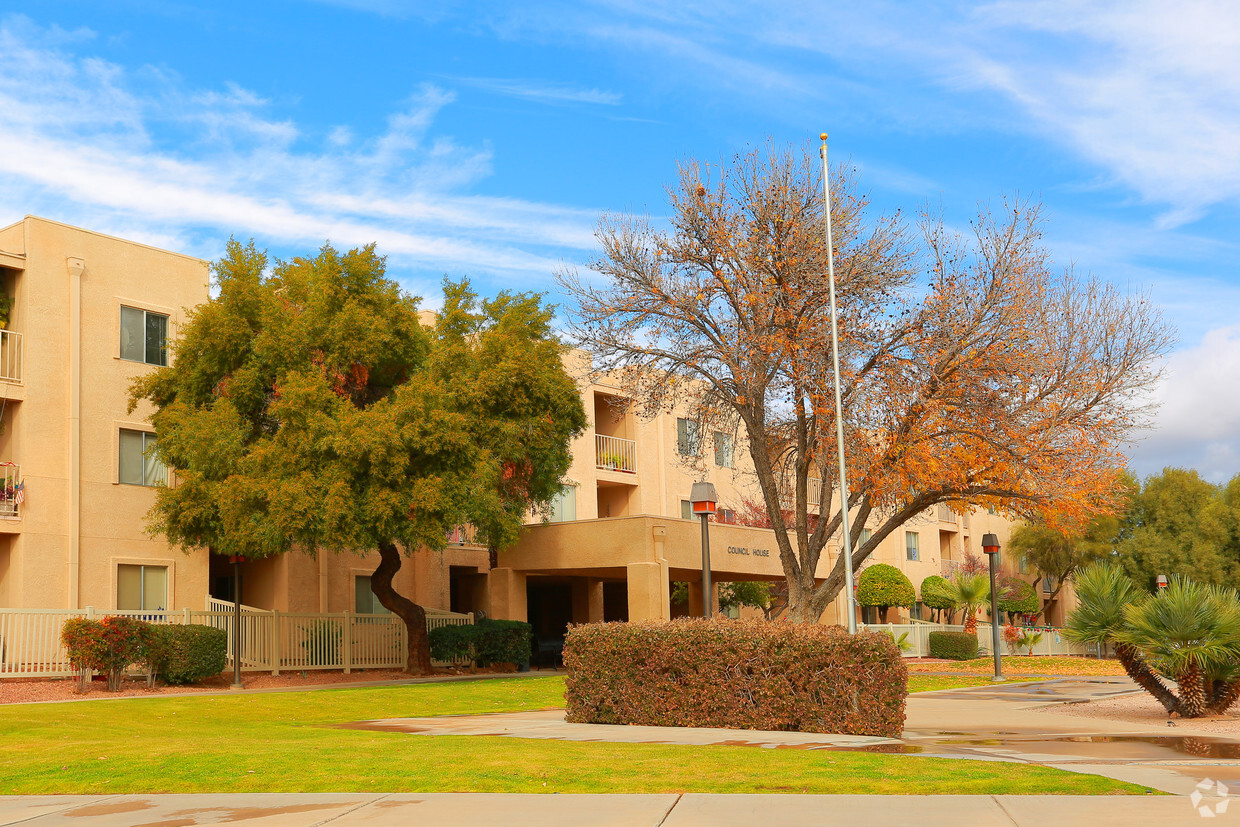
left=982, top=534, right=1005, bottom=683
left=691, top=481, right=718, bottom=619
left=230, top=555, right=246, bottom=690
left=1156, top=574, right=1169, bottom=590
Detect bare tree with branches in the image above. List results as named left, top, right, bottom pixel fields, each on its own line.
left=560, top=142, right=1173, bottom=623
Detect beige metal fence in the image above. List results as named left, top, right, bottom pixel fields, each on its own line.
left=862, top=622, right=1096, bottom=658
left=0, top=603, right=475, bottom=679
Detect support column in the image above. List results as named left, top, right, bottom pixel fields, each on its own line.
left=626, top=560, right=671, bottom=622
left=686, top=581, right=720, bottom=618
left=586, top=579, right=605, bottom=623
left=488, top=567, right=527, bottom=621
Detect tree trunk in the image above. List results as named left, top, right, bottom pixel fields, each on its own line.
left=371, top=540, right=433, bottom=675
left=963, top=611, right=978, bottom=635
left=1208, top=678, right=1240, bottom=715
left=1178, top=664, right=1207, bottom=718
left=1114, top=643, right=1180, bottom=715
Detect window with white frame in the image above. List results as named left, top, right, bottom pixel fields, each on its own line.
left=355, top=575, right=390, bottom=614
left=547, top=484, right=577, bottom=523
left=676, top=417, right=700, bottom=456
left=680, top=499, right=694, bottom=520
left=713, top=432, right=734, bottom=468
left=117, top=564, right=167, bottom=611
left=905, top=531, right=920, bottom=561
left=120, top=306, right=169, bottom=366
left=119, top=429, right=167, bottom=487
left=860, top=527, right=873, bottom=546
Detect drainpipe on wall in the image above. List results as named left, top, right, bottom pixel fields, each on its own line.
left=67, top=257, right=84, bottom=610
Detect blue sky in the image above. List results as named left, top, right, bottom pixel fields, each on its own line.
left=1, top=1, right=1238, bottom=481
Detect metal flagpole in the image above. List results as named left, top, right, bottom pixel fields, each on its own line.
left=820, top=132, right=858, bottom=634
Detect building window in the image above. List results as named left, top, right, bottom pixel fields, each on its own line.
left=713, top=432, right=734, bottom=468
left=117, top=564, right=167, bottom=611
left=1019, top=554, right=1029, bottom=574
left=548, top=485, right=576, bottom=523
left=716, top=507, right=737, bottom=524
left=676, top=418, right=700, bottom=456
left=905, top=531, right=919, bottom=562
left=120, top=306, right=168, bottom=366
left=680, top=499, right=694, bottom=520
left=860, top=527, right=873, bottom=546
left=355, top=575, right=390, bottom=615
left=119, top=429, right=167, bottom=487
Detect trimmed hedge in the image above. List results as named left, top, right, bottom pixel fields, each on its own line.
left=428, top=619, right=533, bottom=667
left=564, top=619, right=908, bottom=737
left=151, top=624, right=227, bottom=685
left=928, top=630, right=979, bottom=660
left=857, top=563, right=915, bottom=610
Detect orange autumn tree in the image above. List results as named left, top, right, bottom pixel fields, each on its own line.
left=561, top=142, right=1173, bottom=624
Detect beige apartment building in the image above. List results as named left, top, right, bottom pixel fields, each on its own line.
left=0, top=217, right=1063, bottom=639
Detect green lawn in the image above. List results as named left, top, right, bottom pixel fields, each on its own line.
left=0, top=676, right=1147, bottom=796
left=907, top=675, right=1051, bottom=693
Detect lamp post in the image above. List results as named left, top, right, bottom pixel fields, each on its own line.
left=691, top=481, right=718, bottom=619
left=1156, top=574, right=1168, bottom=590
left=982, top=534, right=1004, bottom=683
left=230, top=555, right=245, bottom=690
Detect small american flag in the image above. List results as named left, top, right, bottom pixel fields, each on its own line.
left=13, top=481, right=24, bottom=506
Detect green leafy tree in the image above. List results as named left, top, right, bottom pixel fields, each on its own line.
left=1117, top=468, right=1239, bottom=590
left=1008, top=511, right=1117, bottom=620
left=996, top=576, right=1038, bottom=619
left=920, top=575, right=954, bottom=623
left=719, top=581, right=773, bottom=617
left=856, top=563, right=915, bottom=622
left=130, top=240, right=585, bottom=674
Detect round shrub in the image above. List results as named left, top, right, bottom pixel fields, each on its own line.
left=564, top=619, right=908, bottom=737
left=997, top=576, right=1038, bottom=615
left=919, top=575, right=954, bottom=610
left=928, top=630, right=979, bottom=660
left=152, top=624, right=227, bottom=684
left=857, top=563, right=915, bottom=611
left=60, top=616, right=154, bottom=691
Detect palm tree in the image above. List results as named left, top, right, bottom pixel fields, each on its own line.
left=1063, top=562, right=1180, bottom=714
left=1116, top=579, right=1240, bottom=718
left=945, top=572, right=990, bottom=635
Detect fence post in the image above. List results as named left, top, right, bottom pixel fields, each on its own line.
left=271, top=610, right=281, bottom=676
left=183, top=607, right=191, bottom=626
left=343, top=611, right=352, bottom=673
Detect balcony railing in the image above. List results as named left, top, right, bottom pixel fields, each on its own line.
left=941, top=559, right=963, bottom=578
left=0, top=330, right=21, bottom=383
left=595, top=434, right=636, bottom=473
left=0, top=462, right=21, bottom=518
left=778, top=476, right=824, bottom=509
left=936, top=503, right=956, bottom=522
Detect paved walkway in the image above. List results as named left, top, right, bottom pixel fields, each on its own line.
left=0, top=793, right=1227, bottom=826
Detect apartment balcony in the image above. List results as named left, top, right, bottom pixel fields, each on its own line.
left=595, top=434, right=637, bottom=475
left=941, top=559, right=963, bottom=578
left=936, top=503, right=961, bottom=532
left=0, top=329, right=21, bottom=384
left=0, top=463, right=21, bottom=520
left=779, top=476, right=824, bottom=510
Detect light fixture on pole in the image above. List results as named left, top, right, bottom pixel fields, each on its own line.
left=691, top=481, right=718, bottom=619
left=229, top=554, right=246, bottom=690
left=982, top=534, right=1004, bottom=683
left=1156, top=574, right=1169, bottom=590
left=819, top=132, right=857, bottom=634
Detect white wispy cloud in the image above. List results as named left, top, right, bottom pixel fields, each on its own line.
left=1128, top=325, right=1240, bottom=482
left=0, top=14, right=599, bottom=285
left=451, top=76, right=622, bottom=106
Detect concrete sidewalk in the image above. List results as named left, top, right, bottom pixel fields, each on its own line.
left=0, top=793, right=1223, bottom=826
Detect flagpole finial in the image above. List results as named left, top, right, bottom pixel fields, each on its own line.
left=820, top=132, right=828, bottom=142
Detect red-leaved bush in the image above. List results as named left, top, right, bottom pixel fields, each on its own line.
left=564, top=619, right=907, bottom=737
